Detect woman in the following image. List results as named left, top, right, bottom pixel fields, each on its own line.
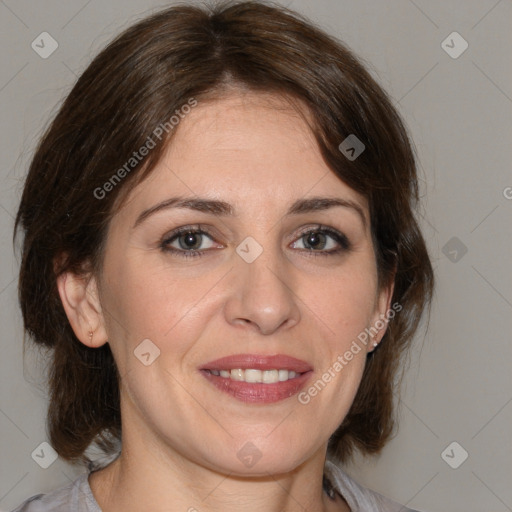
left=12, top=1, right=433, bottom=511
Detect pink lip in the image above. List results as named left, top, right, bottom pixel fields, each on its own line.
left=199, top=354, right=313, bottom=373
left=199, top=354, right=313, bottom=404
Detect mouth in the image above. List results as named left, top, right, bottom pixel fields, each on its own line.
left=203, top=368, right=303, bottom=383
left=199, top=354, right=313, bottom=403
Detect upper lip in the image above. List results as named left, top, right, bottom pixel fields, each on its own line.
left=200, top=354, right=313, bottom=373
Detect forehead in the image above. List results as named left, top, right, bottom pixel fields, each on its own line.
left=117, top=91, right=368, bottom=220
left=166, top=92, right=320, bottom=173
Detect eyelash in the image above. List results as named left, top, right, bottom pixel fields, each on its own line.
left=159, top=224, right=351, bottom=259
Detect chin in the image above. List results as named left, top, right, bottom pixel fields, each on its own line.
left=197, top=440, right=312, bottom=478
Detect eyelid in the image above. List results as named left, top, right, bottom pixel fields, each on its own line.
left=161, top=224, right=223, bottom=252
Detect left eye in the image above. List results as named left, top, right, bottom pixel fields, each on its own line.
left=293, top=230, right=339, bottom=251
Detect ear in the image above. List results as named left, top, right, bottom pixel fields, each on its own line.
left=367, top=277, right=396, bottom=353
left=56, top=270, right=108, bottom=348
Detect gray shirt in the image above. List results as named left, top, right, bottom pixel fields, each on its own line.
left=12, top=459, right=420, bottom=511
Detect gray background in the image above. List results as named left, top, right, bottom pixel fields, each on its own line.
left=1, top=1, right=511, bottom=511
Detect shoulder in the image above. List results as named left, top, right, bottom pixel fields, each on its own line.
left=324, top=458, right=422, bottom=512
left=10, top=472, right=101, bottom=512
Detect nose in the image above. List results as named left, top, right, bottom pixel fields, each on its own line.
left=223, top=244, right=301, bottom=336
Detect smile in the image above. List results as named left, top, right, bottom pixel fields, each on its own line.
left=205, top=368, right=302, bottom=383
left=199, top=354, right=313, bottom=403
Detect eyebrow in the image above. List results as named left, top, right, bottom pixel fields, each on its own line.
left=133, top=195, right=367, bottom=229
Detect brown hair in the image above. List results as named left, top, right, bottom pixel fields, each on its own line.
left=14, top=0, right=434, bottom=466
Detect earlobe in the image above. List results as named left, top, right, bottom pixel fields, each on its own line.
left=56, top=270, right=108, bottom=348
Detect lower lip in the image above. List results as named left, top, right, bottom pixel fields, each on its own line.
left=200, top=370, right=313, bottom=403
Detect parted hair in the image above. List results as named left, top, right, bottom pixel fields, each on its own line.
left=14, top=0, right=434, bottom=466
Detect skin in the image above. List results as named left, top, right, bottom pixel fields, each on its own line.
left=58, top=91, right=394, bottom=512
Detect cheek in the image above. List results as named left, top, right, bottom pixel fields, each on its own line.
left=100, top=256, right=215, bottom=363
left=304, top=264, right=378, bottom=343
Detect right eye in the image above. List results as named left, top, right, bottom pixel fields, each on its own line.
left=160, top=225, right=221, bottom=258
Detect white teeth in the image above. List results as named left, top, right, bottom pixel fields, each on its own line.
left=263, top=370, right=278, bottom=383
left=230, top=369, right=244, bottom=381
left=244, top=369, right=262, bottom=383
left=210, top=369, right=301, bottom=383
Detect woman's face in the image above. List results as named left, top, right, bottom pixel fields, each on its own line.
left=86, top=92, right=392, bottom=475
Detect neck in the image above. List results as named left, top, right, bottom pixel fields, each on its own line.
left=89, top=440, right=348, bottom=512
